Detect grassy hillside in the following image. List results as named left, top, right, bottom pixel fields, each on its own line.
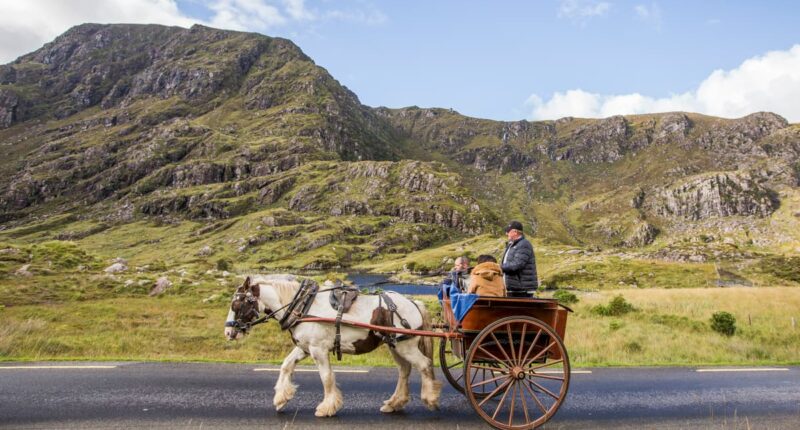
left=1, top=24, right=799, bottom=366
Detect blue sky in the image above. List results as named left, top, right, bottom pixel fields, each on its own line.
left=2, top=0, right=799, bottom=121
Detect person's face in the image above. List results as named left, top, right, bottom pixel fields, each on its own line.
left=506, top=229, right=520, bottom=241
left=455, top=259, right=469, bottom=271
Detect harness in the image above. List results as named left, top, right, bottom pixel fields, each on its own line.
left=227, top=278, right=423, bottom=361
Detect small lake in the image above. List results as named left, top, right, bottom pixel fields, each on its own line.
left=346, top=273, right=439, bottom=296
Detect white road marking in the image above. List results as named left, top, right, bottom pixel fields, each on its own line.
left=696, top=368, right=789, bottom=373
left=538, top=370, right=592, bottom=374
left=0, top=365, right=117, bottom=370
left=254, top=368, right=369, bottom=373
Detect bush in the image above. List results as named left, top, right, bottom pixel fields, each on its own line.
left=592, top=295, right=636, bottom=316
left=710, top=311, right=737, bottom=336
left=552, top=289, right=579, bottom=305
left=216, top=258, right=232, bottom=271
left=30, top=241, right=97, bottom=270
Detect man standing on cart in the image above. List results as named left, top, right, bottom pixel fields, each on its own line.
left=501, top=220, right=539, bottom=297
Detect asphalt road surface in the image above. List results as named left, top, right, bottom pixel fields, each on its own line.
left=1, top=362, right=799, bottom=429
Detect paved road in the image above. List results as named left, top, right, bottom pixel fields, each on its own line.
left=1, top=362, right=799, bottom=429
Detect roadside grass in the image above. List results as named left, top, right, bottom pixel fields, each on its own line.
left=2, top=287, right=798, bottom=367
left=565, top=287, right=800, bottom=366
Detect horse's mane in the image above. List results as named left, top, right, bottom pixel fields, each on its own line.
left=247, top=274, right=300, bottom=306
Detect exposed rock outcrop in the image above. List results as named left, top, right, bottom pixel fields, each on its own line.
left=647, top=172, right=779, bottom=220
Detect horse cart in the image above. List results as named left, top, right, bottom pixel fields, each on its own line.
left=227, top=276, right=572, bottom=429
left=436, top=292, right=572, bottom=429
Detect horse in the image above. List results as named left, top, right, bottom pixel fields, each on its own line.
left=224, top=274, right=442, bottom=417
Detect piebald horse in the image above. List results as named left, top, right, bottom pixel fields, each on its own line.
left=224, top=274, right=442, bottom=417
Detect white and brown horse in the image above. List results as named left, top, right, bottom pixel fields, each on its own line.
left=224, top=274, right=442, bottom=417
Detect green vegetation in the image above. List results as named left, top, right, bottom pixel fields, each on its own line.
left=552, top=289, right=579, bottom=305
left=1, top=24, right=799, bottom=369
left=591, top=295, right=637, bottom=316
left=710, top=311, right=737, bottom=336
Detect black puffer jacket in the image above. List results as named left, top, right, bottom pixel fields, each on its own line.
left=501, top=236, right=539, bottom=293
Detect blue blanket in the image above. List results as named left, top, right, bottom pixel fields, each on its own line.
left=438, top=281, right=479, bottom=322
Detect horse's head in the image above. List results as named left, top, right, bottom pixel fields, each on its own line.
left=225, top=276, right=265, bottom=341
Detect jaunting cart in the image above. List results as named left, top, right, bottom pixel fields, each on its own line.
left=300, top=286, right=572, bottom=429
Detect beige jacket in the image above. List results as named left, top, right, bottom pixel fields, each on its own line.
left=467, top=262, right=505, bottom=297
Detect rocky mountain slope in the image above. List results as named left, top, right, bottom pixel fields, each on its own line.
left=0, top=23, right=798, bottom=280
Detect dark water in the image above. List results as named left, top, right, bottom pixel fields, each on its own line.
left=346, top=273, right=439, bottom=296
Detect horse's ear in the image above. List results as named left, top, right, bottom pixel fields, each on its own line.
left=243, top=276, right=251, bottom=289
left=251, top=284, right=260, bottom=298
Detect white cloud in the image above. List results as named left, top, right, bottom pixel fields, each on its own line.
left=634, top=2, right=662, bottom=30
left=208, top=0, right=286, bottom=31
left=526, top=45, right=800, bottom=122
left=325, top=7, right=387, bottom=25
left=0, top=0, right=198, bottom=63
left=0, top=0, right=387, bottom=64
left=558, top=0, right=611, bottom=24
left=283, top=0, right=315, bottom=20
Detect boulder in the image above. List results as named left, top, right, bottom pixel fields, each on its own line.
left=15, top=264, right=33, bottom=277
left=149, top=277, right=172, bottom=296
left=104, top=262, right=127, bottom=273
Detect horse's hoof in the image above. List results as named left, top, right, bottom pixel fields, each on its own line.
left=314, top=408, right=337, bottom=417
left=423, top=401, right=440, bottom=411
left=380, top=404, right=395, bottom=413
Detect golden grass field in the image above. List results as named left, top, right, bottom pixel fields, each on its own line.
left=2, top=287, right=798, bottom=367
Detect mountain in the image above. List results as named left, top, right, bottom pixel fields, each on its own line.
left=0, top=23, right=798, bottom=283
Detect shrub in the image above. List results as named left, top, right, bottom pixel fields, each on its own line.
left=623, top=341, right=642, bottom=353
left=216, top=258, right=232, bottom=271
left=31, top=241, right=96, bottom=270
left=592, top=295, right=636, bottom=316
left=609, top=320, right=623, bottom=331
left=710, top=311, right=737, bottom=336
left=552, top=289, right=579, bottom=305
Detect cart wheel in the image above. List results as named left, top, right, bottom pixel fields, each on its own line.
left=464, top=316, right=570, bottom=430
left=440, top=337, right=501, bottom=398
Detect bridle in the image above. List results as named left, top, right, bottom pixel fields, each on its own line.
left=225, top=279, right=348, bottom=335
left=225, top=285, right=286, bottom=335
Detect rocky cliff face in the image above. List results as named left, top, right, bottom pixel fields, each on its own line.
left=645, top=172, right=779, bottom=220
left=1, top=24, right=798, bottom=266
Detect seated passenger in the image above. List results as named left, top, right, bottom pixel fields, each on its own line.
left=467, top=255, right=505, bottom=297
left=444, top=256, right=471, bottom=292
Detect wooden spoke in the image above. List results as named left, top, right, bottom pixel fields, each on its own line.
left=522, top=376, right=549, bottom=414
left=526, top=371, right=565, bottom=381
left=470, top=373, right=508, bottom=389
left=519, top=328, right=543, bottom=367
left=491, top=378, right=514, bottom=420
left=490, top=332, right=514, bottom=364
left=478, top=379, right=512, bottom=407
left=506, top=324, right=518, bottom=364
left=519, top=378, right=530, bottom=424
left=477, top=345, right=510, bottom=366
left=447, top=360, right=463, bottom=370
left=528, top=379, right=560, bottom=400
left=470, top=364, right=508, bottom=373
left=517, top=322, right=528, bottom=366
left=526, top=358, right=563, bottom=371
left=507, top=381, right=516, bottom=427
left=522, top=340, right=556, bottom=368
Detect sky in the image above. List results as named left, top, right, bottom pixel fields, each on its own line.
left=1, top=0, right=799, bottom=122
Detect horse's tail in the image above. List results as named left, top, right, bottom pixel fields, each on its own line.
left=415, top=299, right=434, bottom=362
